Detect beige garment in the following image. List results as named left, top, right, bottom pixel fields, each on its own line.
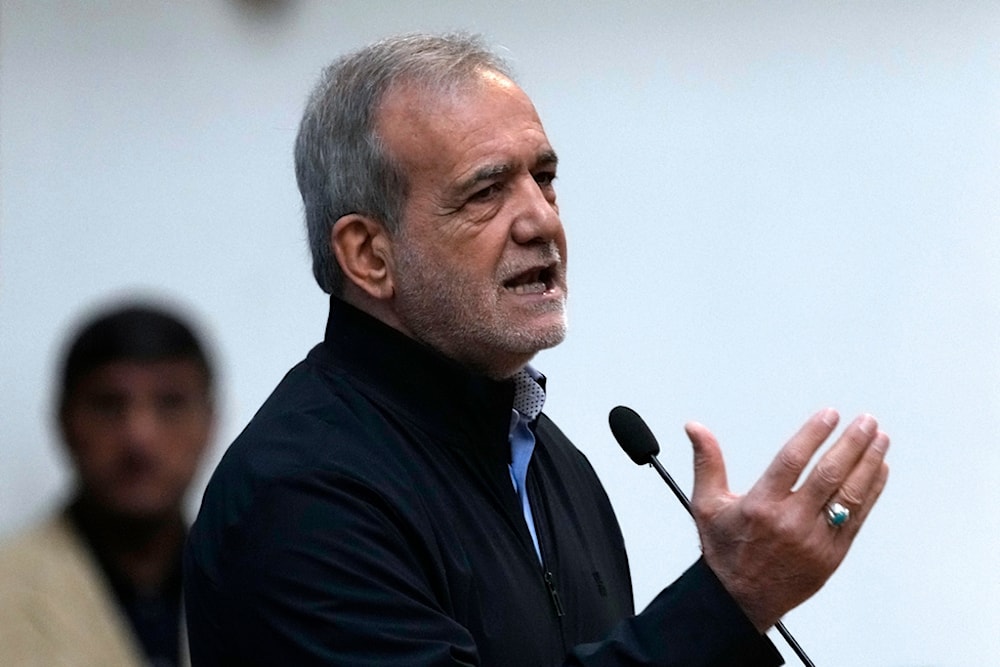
left=0, top=508, right=185, bottom=667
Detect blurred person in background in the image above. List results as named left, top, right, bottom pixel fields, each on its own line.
left=0, top=301, right=216, bottom=667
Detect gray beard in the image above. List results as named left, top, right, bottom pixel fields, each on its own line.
left=392, top=243, right=567, bottom=378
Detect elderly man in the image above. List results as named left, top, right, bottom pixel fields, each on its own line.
left=184, top=33, right=889, bottom=666
left=0, top=302, right=215, bottom=667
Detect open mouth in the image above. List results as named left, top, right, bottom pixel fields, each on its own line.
left=503, top=265, right=556, bottom=295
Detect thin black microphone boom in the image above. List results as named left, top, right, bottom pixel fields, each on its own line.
left=608, top=405, right=815, bottom=667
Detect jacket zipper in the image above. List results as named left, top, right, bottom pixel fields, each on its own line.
left=543, top=570, right=565, bottom=617
left=529, top=464, right=565, bottom=620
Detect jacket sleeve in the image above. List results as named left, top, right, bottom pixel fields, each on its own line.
left=188, top=466, right=782, bottom=667
left=187, top=406, right=784, bottom=667
left=566, top=558, right=784, bottom=666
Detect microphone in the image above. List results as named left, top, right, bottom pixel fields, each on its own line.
left=609, top=405, right=693, bottom=513
left=608, top=405, right=815, bottom=667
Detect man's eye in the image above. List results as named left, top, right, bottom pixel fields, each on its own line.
left=470, top=183, right=503, bottom=201
left=156, top=392, right=207, bottom=423
left=534, top=171, right=557, bottom=186
left=86, top=394, right=126, bottom=419
left=157, top=392, right=189, bottom=412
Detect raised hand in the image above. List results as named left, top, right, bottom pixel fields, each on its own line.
left=685, top=409, right=890, bottom=631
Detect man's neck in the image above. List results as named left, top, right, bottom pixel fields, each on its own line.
left=333, top=293, right=534, bottom=380
left=71, top=497, right=186, bottom=593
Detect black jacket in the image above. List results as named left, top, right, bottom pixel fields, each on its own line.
left=184, top=298, right=782, bottom=666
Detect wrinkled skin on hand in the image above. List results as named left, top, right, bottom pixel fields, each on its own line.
left=686, top=409, right=890, bottom=632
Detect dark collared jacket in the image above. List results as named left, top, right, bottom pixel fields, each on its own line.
left=184, top=298, right=781, bottom=666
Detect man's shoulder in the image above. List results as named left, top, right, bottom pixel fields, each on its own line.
left=0, top=510, right=147, bottom=666
left=186, top=353, right=437, bottom=583
left=251, top=346, right=400, bottom=428
left=227, top=354, right=395, bottom=468
left=0, top=510, right=76, bottom=572
left=198, top=355, right=414, bottom=519
left=0, top=508, right=99, bottom=607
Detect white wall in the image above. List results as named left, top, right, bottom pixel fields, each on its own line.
left=2, top=2, right=997, bottom=664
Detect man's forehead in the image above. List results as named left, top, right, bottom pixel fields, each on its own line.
left=377, top=70, right=536, bottom=132
left=77, top=359, right=209, bottom=389
left=385, top=66, right=518, bottom=105
left=377, top=77, right=550, bottom=169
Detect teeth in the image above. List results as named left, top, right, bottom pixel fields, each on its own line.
left=509, top=281, right=548, bottom=295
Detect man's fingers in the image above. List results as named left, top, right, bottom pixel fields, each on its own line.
left=752, top=407, right=840, bottom=499
left=852, top=459, right=890, bottom=528
left=686, top=421, right=730, bottom=505
left=827, top=431, right=891, bottom=537
left=800, top=413, right=880, bottom=508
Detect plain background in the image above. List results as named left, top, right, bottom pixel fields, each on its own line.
left=2, top=2, right=997, bottom=664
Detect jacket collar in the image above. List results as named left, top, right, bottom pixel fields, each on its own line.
left=311, top=297, right=516, bottom=455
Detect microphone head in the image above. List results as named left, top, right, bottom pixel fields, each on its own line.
left=608, top=405, right=660, bottom=465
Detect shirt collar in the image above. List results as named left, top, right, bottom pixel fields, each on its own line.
left=318, top=297, right=524, bottom=456
left=511, top=365, right=546, bottom=422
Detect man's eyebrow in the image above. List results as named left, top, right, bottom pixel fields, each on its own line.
left=464, top=163, right=511, bottom=190
left=537, top=149, right=559, bottom=167
left=460, top=150, right=560, bottom=191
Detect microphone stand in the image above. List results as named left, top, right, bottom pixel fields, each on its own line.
left=646, top=453, right=815, bottom=667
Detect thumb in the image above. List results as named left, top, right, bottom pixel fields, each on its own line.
left=685, top=421, right=730, bottom=504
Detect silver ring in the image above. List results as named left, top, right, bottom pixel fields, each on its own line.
left=825, top=501, right=851, bottom=528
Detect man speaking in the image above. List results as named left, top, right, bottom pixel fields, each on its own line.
left=184, top=32, right=889, bottom=666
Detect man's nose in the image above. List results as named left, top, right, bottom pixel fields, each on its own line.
left=510, top=177, right=562, bottom=245
left=122, top=402, right=161, bottom=446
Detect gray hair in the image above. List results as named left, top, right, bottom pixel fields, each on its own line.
left=294, top=32, right=514, bottom=295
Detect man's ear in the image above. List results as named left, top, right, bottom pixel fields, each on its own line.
left=331, top=214, right=395, bottom=300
